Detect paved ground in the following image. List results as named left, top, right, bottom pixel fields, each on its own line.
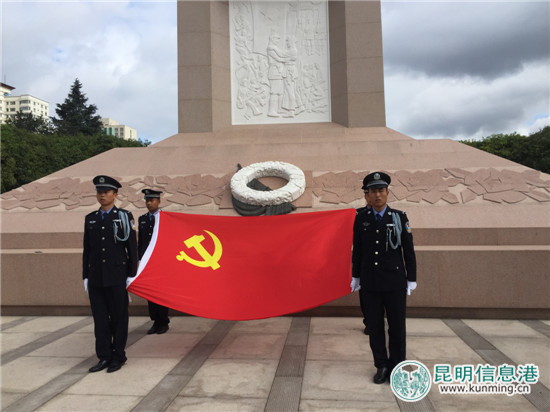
left=1, top=315, right=549, bottom=411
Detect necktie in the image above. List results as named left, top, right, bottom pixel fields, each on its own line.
left=150, top=214, right=155, bottom=226
left=375, top=214, right=382, bottom=223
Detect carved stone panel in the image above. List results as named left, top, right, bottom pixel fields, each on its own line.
left=230, top=0, right=331, bottom=125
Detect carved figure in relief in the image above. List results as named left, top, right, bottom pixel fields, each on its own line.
left=233, top=14, right=252, bottom=63
left=282, top=36, right=305, bottom=117
left=266, top=31, right=291, bottom=117
left=236, top=77, right=267, bottom=120
left=302, top=63, right=327, bottom=113
left=299, top=9, right=315, bottom=56
left=314, top=24, right=327, bottom=56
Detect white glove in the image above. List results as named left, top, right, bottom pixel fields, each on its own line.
left=350, top=277, right=361, bottom=292
left=126, top=277, right=133, bottom=289
left=83, top=278, right=88, bottom=293
left=407, top=281, right=417, bottom=295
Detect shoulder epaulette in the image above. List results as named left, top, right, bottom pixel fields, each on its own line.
left=391, top=208, right=406, bottom=216
left=356, top=206, right=369, bottom=215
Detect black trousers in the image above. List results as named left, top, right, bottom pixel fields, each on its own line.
left=148, top=301, right=169, bottom=325
left=359, top=290, right=368, bottom=326
left=88, top=284, right=129, bottom=363
left=362, top=289, right=406, bottom=370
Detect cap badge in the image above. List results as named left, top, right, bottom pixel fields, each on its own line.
left=99, top=177, right=105, bottom=183
left=374, top=173, right=380, bottom=180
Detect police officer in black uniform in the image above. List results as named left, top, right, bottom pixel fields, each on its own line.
left=351, top=172, right=417, bottom=384
left=83, top=175, right=137, bottom=373
left=138, top=189, right=170, bottom=334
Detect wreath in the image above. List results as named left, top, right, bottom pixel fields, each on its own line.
left=230, top=161, right=306, bottom=215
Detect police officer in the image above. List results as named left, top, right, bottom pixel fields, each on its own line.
left=138, top=189, right=170, bottom=334
left=351, top=172, right=417, bottom=384
left=83, top=175, right=137, bottom=373
left=355, top=191, right=372, bottom=215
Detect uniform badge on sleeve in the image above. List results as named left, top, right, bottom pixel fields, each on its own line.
left=406, top=222, right=412, bottom=233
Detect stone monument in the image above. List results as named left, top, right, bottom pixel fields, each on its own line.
left=1, top=0, right=549, bottom=318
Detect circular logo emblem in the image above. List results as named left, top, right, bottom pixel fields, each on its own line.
left=374, top=173, right=380, bottom=180
left=99, top=177, right=105, bottom=183
left=390, top=360, right=432, bottom=402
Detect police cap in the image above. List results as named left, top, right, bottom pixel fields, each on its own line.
left=93, top=175, right=121, bottom=191
left=362, top=171, right=391, bottom=191
left=142, top=189, right=162, bottom=199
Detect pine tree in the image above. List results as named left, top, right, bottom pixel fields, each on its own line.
left=52, top=78, right=103, bottom=136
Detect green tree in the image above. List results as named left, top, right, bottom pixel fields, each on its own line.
left=460, top=126, right=550, bottom=174
left=6, top=112, right=54, bottom=134
left=1, top=124, right=148, bottom=193
left=526, top=127, right=550, bottom=173
left=52, top=78, right=103, bottom=136
left=1, top=125, right=47, bottom=192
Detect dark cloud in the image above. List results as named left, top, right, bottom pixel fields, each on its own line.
left=384, top=60, right=548, bottom=139
left=382, top=1, right=550, bottom=79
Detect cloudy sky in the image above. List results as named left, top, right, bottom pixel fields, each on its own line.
left=2, top=0, right=549, bottom=143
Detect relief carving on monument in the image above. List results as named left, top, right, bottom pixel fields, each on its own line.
left=230, top=0, right=330, bottom=125
left=1, top=168, right=549, bottom=211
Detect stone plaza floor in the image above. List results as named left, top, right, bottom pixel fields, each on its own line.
left=1, top=315, right=549, bottom=411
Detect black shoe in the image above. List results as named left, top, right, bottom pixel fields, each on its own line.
left=107, top=361, right=125, bottom=373
left=147, top=323, right=158, bottom=334
left=89, top=360, right=110, bottom=373
left=373, top=367, right=389, bottom=384
left=156, top=324, right=169, bottom=334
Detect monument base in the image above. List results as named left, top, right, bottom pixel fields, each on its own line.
left=1, top=123, right=549, bottom=317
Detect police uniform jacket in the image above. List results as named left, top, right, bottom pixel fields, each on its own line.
left=82, top=206, right=138, bottom=287
left=138, top=213, right=155, bottom=260
left=352, top=206, right=416, bottom=291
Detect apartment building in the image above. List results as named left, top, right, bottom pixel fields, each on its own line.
left=101, top=118, right=138, bottom=140
left=1, top=83, right=50, bottom=124
left=1, top=82, right=16, bottom=123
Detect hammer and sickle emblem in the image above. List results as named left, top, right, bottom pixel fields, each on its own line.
left=176, top=230, right=223, bottom=270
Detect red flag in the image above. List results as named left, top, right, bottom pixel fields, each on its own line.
left=127, top=209, right=355, bottom=320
